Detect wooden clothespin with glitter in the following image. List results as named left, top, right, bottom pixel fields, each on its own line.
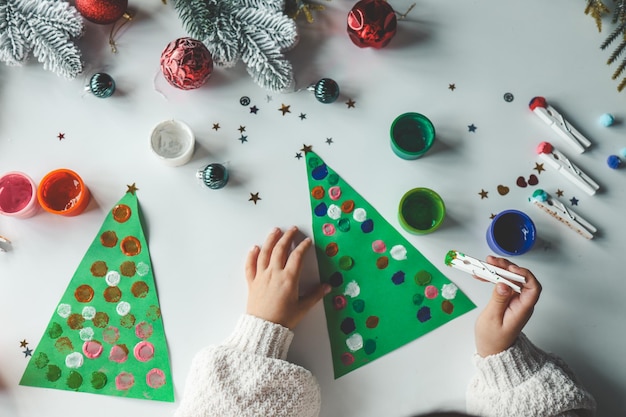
left=0, top=235, right=10, bottom=252
left=529, top=189, right=597, bottom=239
left=529, top=96, right=591, bottom=154
left=445, top=250, right=526, bottom=293
left=536, top=142, right=599, bottom=195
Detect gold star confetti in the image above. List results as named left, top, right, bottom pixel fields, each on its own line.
left=249, top=192, right=261, bottom=204
left=489, top=213, right=497, bottom=220
left=479, top=189, right=489, bottom=199
left=19, top=340, right=28, bottom=348
left=556, top=189, right=564, bottom=197
left=212, top=123, right=220, bottom=131
left=126, top=183, right=139, bottom=195
left=238, top=125, right=246, bottom=133
left=448, top=84, right=456, bottom=91
left=301, top=144, right=313, bottom=153
left=534, top=163, right=545, bottom=174
left=346, top=98, right=356, bottom=108
left=279, top=104, right=291, bottom=115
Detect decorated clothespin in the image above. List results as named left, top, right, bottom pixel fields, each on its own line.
left=0, top=235, right=10, bottom=252
left=529, top=97, right=591, bottom=154
left=444, top=250, right=526, bottom=293
left=536, top=142, right=599, bottom=195
left=529, top=189, right=597, bottom=240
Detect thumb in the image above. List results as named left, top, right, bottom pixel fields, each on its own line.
left=299, top=284, right=331, bottom=315
left=483, top=283, right=513, bottom=320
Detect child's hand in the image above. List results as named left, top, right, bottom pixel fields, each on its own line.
left=245, top=227, right=330, bottom=330
left=474, top=256, right=542, bottom=357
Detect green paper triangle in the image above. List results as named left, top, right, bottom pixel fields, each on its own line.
left=304, top=152, right=476, bottom=378
left=20, top=191, right=174, bottom=402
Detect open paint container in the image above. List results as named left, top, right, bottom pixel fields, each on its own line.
left=150, top=120, right=195, bottom=167
left=398, top=188, right=446, bottom=234
left=486, top=210, right=536, bottom=255
left=0, top=171, right=39, bottom=218
left=37, top=169, right=91, bottom=216
left=390, top=112, right=436, bottom=159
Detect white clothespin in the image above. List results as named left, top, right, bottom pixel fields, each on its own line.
left=529, top=96, right=591, bottom=154
left=536, top=141, right=599, bottom=195
left=0, top=235, right=10, bottom=253
left=529, top=189, right=597, bottom=240
left=444, top=250, right=526, bottom=293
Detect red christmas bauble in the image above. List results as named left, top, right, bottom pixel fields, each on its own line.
left=75, top=0, right=128, bottom=25
left=347, top=0, right=397, bottom=49
left=160, top=38, right=214, bottom=90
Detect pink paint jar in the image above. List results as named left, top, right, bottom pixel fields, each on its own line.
left=0, top=171, right=39, bottom=218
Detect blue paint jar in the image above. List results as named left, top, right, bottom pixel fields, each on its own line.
left=486, top=210, right=536, bottom=256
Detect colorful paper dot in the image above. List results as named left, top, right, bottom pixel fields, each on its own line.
left=391, top=271, right=405, bottom=285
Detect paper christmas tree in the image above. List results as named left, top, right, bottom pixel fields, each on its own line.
left=20, top=187, right=174, bottom=402
left=304, top=151, right=476, bottom=378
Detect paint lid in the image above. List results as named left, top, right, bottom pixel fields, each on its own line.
left=150, top=120, right=195, bottom=167
left=0, top=171, right=40, bottom=218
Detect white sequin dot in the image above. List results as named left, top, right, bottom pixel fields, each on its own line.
left=116, top=301, right=131, bottom=316
left=136, top=262, right=150, bottom=276
left=327, top=204, right=342, bottom=220
left=344, top=281, right=360, bottom=298
left=442, top=283, right=458, bottom=300
left=65, top=352, right=84, bottom=369
left=105, top=271, right=121, bottom=287
left=57, top=303, right=71, bottom=318
left=353, top=208, right=367, bottom=222
left=390, top=245, right=407, bottom=261
left=346, top=333, right=364, bottom=352
left=79, top=327, right=94, bottom=341
left=82, top=306, right=96, bottom=320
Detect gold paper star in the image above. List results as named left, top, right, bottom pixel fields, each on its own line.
left=300, top=144, right=313, bottom=153
left=556, top=189, right=564, bottom=197
left=238, top=125, right=246, bottom=133
left=489, top=213, right=497, bottom=219
left=534, top=163, right=545, bottom=174
left=479, top=189, right=489, bottom=199
left=249, top=192, right=261, bottom=205
left=279, top=104, right=291, bottom=115
left=212, top=123, right=220, bottom=131
left=448, top=84, right=456, bottom=91
left=19, top=339, right=28, bottom=348
left=346, top=99, right=356, bottom=108
left=126, top=183, right=139, bottom=195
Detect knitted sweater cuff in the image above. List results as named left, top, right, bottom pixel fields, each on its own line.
left=472, top=333, right=546, bottom=390
left=224, top=314, right=294, bottom=360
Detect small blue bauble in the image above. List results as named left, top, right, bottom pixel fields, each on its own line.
left=310, top=78, right=340, bottom=104
left=89, top=73, right=116, bottom=98
left=607, top=155, right=622, bottom=169
left=599, top=113, right=615, bottom=127
left=197, top=163, right=229, bottom=189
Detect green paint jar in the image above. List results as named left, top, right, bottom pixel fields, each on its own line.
left=398, top=188, right=445, bottom=234
left=390, top=112, right=435, bottom=159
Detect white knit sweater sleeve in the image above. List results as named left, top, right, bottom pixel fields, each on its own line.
left=466, top=333, right=596, bottom=417
left=174, top=314, right=321, bottom=417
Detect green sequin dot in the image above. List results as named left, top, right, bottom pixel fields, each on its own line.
left=66, top=371, right=83, bottom=390
left=412, top=293, right=425, bottom=306
left=47, top=322, right=63, bottom=339
left=308, top=157, right=321, bottom=169
left=46, top=365, right=62, bottom=382
left=352, top=299, right=365, bottom=313
left=91, top=371, right=108, bottom=390
left=327, top=173, right=339, bottom=185
left=364, top=339, right=377, bottom=355
left=338, top=256, right=354, bottom=270
left=414, top=270, right=432, bottom=286
left=33, top=352, right=49, bottom=369
left=337, top=218, right=351, bottom=232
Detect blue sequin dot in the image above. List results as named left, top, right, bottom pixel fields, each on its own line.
left=361, top=219, right=374, bottom=233
left=417, top=306, right=431, bottom=323
left=312, top=164, right=329, bottom=180
left=314, top=202, right=328, bottom=217
left=391, top=271, right=405, bottom=285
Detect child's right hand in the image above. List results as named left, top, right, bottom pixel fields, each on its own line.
left=474, top=256, right=542, bottom=357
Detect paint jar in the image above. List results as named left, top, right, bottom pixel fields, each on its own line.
left=37, top=169, right=91, bottom=216
left=390, top=112, right=435, bottom=159
left=398, top=188, right=445, bottom=234
left=486, top=210, right=536, bottom=256
left=0, top=171, right=39, bottom=218
left=150, top=119, right=195, bottom=167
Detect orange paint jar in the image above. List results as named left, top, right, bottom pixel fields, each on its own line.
left=37, top=169, right=90, bottom=216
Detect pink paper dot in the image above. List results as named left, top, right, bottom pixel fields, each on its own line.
left=424, top=285, right=439, bottom=299
left=328, top=186, right=342, bottom=200
left=134, top=341, right=155, bottom=362
left=371, top=240, right=386, bottom=253
left=322, top=223, right=336, bottom=236
left=109, top=344, right=128, bottom=363
left=115, top=372, right=135, bottom=391
left=146, top=368, right=166, bottom=389
left=82, top=340, right=103, bottom=359
left=135, top=321, right=153, bottom=340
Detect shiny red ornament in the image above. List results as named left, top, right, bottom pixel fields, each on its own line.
left=347, top=0, right=397, bottom=49
left=160, top=38, right=214, bottom=90
left=75, top=0, right=128, bottom=25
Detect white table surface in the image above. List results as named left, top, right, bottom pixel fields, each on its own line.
left=1, top=1, right=625, bottom=416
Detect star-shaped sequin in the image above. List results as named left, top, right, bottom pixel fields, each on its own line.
left=23, top=347, right=33, bottom=357
left=556, top=189, right=564, bottom=197
left=238, top=126, right=246, bottom=133
left=250, top=106, right=259, bottom=114
left=57, top=133, right=65, bottom=141
left=301, top=144, right=313, bottom=153
left=249, top=192, right=261, bottom=204
left=299, top=113, right=307, bottom=120
left=212, top=123, right=221, bottom=131
left=489, top=213, right=497, bottom=219
left=279, top=104, right=291, bottom=115
left=295, top=152, right=303, bottom=160
left=534, top=163, right=545, bottom=174
left=126, top=183, right=139, bottom=195
left=266, top=95, right=273, bottom=102
left=326, top=137, right=333, bottom=145
left=19, top=339, right=28, bottom=348
left=448, top=83, right=456, bottom=91
left=479, top=189, right=489, bottom=199
left=468, top=124, right=477, bottom=132
left=346, top=99, right=356, bottom=108
left=239, top=135, right=248, bottom=144
left=570, top=197, right=579, bottom=206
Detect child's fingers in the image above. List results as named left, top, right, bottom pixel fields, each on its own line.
left=257, top=227, right=282, bottom=270
left=245, top=245, right=260, bottom=284
left=284, top=237, right=312, bottom=278
left=270, top=227, right=298, bottom=269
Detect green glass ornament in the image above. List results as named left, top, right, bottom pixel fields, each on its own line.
left=197, top=163, right=229, bottom=190
left=88, top=73, right=116, bottom=98
left=308, top=78, right=340, bottom=104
